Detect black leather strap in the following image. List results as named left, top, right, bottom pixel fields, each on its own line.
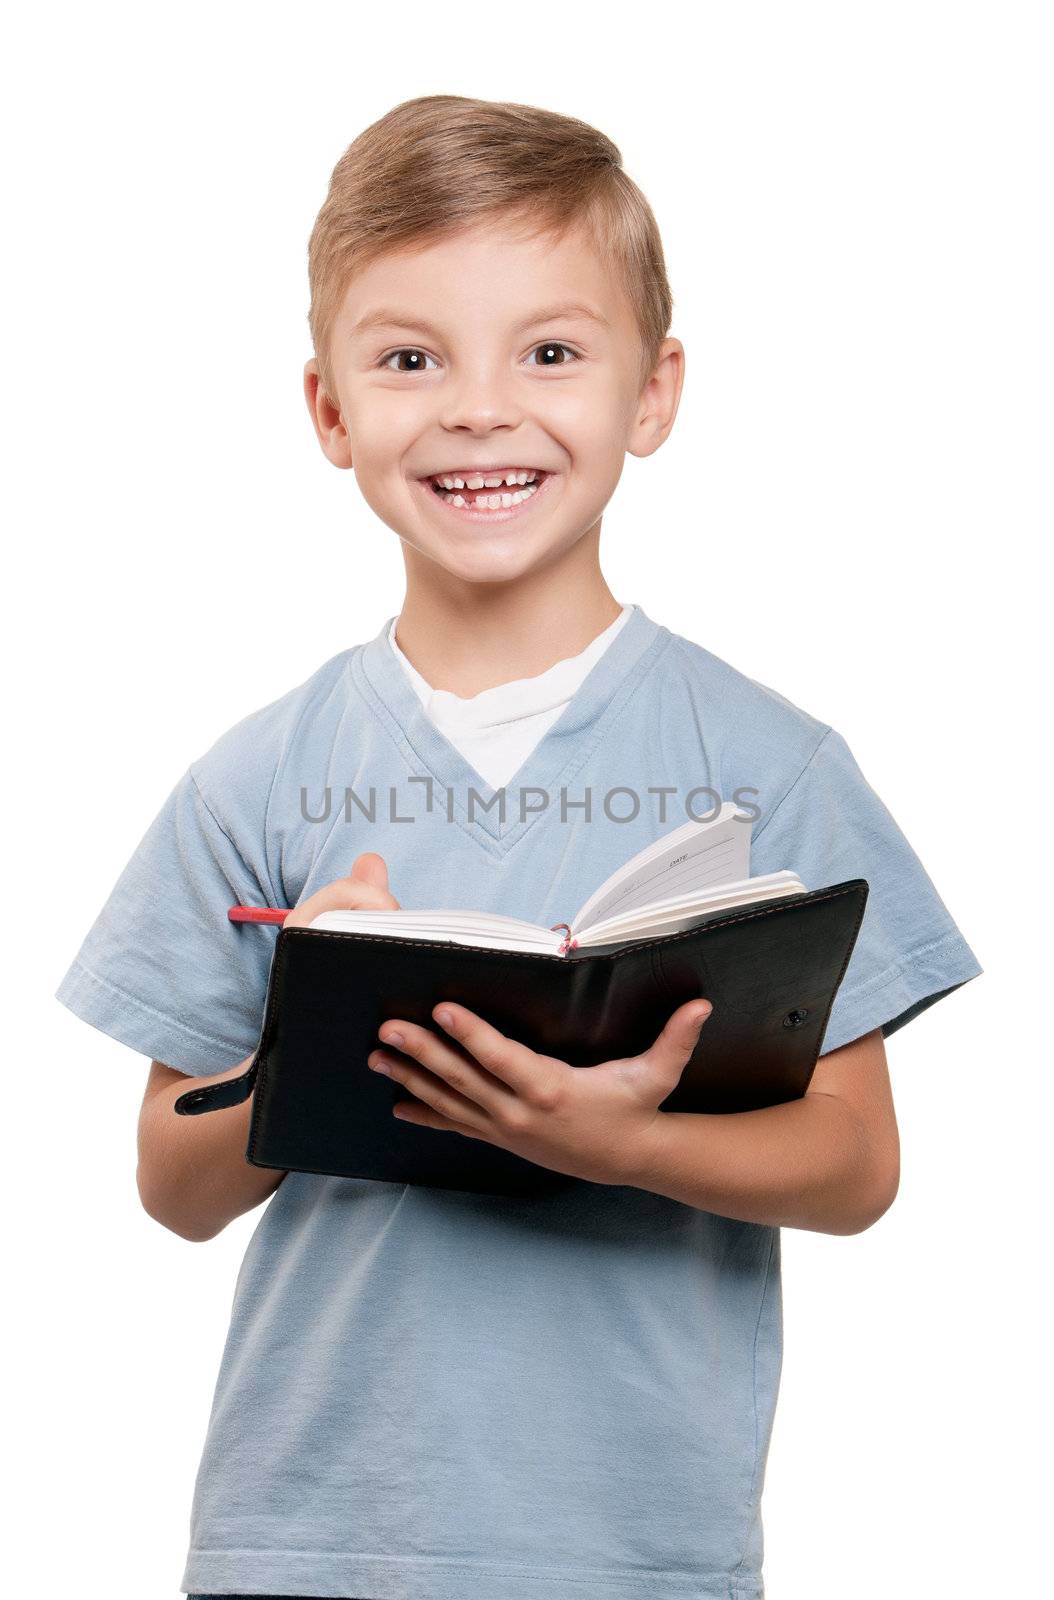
left=174, top=1058, right=259, bottom=1115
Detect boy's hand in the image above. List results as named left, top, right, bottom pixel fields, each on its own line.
left=367, top=998, right=713, bottom=1187
left=284, top=852, right=400, bottom=927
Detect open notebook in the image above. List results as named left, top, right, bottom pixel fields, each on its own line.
left=309, top=803, right=804, bottom=955
left=187, top=803, right=867, bottom=1189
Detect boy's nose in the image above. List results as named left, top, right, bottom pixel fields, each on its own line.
left=438, top=368, right=524, bottom=435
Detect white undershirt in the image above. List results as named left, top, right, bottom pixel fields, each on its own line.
left=387, top=605, right=633, bottom=789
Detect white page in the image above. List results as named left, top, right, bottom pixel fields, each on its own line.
left=572, top=804, right=753, bottom=933
left=308, top=906, right=560, bottom=954
left=574, top=871, right=805, bottom=945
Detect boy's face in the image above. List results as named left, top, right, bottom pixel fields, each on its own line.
left=305, top=215, right=683, bottom=588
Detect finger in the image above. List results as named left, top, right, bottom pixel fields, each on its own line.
left=285, top=853, right=399, bottom=927
left=431, top=1002, right=552, bottom=1102
left=332, top=851, right=398, bottom=906
left=390, top=1097, right=484, bottom=1141
left=348, top=852, right=393, bottom=895
left=368, top=1040, right=493, bottom=1130
left=375, top=1019, right=515, bottom=1119
left=642, top=999, right=712, bottom=1080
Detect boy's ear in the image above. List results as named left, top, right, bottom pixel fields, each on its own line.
left=303, top=358, right=353, bottom=469
left=628, top=337, right=685, bottom=460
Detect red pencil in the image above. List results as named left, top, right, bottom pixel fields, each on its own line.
left=228, top=905, right=290, bottom=925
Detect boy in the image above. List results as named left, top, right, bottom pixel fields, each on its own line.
left=56, top=95, right=982, bottom=1600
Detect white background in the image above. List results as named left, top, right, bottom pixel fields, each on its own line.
left=6, top=4, right=1050, bottom=1596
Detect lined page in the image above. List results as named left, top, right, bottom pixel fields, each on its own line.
left=572, top=806, right=752, bottom=934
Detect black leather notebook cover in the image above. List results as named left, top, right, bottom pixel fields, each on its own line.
left=174, top=879, right=868, bottom=1196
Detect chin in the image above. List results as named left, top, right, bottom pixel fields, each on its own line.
left=420, top=540, right=565, bottom=587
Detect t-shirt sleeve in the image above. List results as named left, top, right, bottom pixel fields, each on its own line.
left=55, top=766, right=278, bottom=1075
left=749, top=726, right=983, bottom=1055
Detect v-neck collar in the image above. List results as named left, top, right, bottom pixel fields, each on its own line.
left=349, top=602, right=671, bottom=856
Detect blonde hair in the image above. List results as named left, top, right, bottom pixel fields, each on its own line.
left=307, top=95, right=673, bottom=400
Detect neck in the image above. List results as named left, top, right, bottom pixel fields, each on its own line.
left=395, top=534, right=623, bottom=697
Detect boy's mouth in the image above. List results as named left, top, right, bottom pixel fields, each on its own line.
left=419, top=466, right=552, bottom=514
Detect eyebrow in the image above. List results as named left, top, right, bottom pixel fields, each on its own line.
left=350, top=302, right=611, bottom=339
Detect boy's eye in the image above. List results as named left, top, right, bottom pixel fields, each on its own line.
left=528, top=342, right=579, bottom=367
left=379, top=342, right=580, bottom=373
left=382, top=348, right=438, bottom=373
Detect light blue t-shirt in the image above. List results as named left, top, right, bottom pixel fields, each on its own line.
left=56, top=604, right=982, bottom=1600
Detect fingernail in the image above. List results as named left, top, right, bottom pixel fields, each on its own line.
left=435, top=1008, right=454, bottom=1030
left=381, top=1028, right=404, bottom=1047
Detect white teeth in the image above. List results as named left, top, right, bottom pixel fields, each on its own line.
left=436, top=479, right=541, bottom=510
left=433, top=469, right=541, bottom=492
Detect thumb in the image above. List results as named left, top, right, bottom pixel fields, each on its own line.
left=284, top=851, right=400, bottom=927
left=644, top=998, right=712, bottom=1083
left=342, top=851, right=400, bottom=909
left=347, top=852, right=392, bottom=892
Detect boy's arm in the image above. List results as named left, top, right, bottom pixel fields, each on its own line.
left=137, top=1058, right=286, bottom=1243
left=628, top=1029, right=900, bottom=1235
left=135, top=852, right=401, bottom=1243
